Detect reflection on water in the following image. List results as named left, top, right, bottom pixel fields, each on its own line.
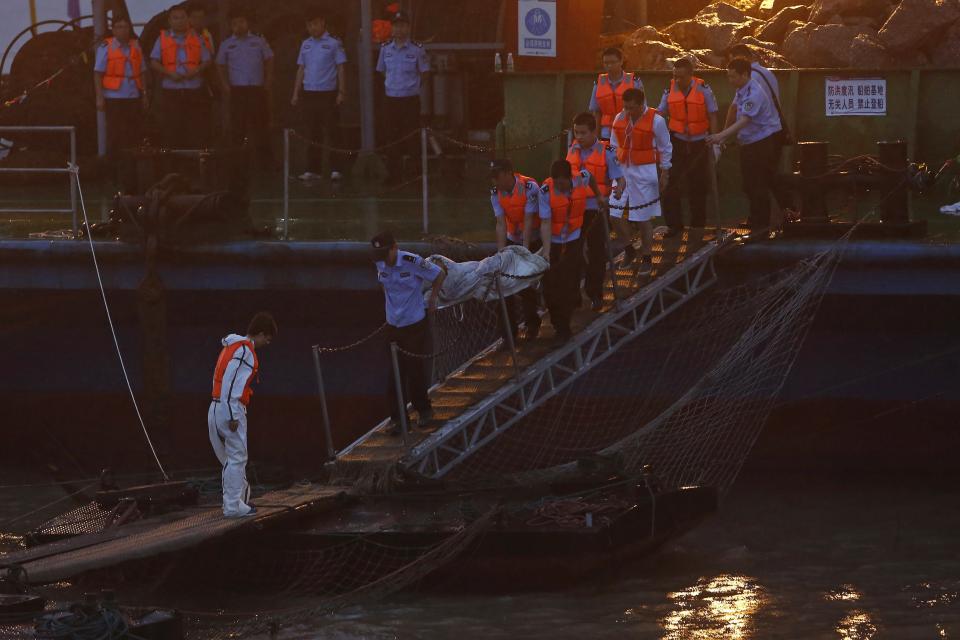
left=836, top=610, right=877, bottom=639
left=824, top=584, right=862, bottom=602
left=661, top=574, right=766, bottom=640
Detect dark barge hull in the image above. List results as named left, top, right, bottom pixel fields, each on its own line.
left=1, top=239, right=959, bottom=476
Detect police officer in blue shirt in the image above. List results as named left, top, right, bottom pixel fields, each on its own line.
left=706, top=57, right=783, bottom=230
left=216, top=9, right=273, bottom=154
left=372, top=231, right=446, bottom=431
left=291, top=9, right=347, bottom=181
left=93, top=14, right=146, bottom=185
left=376, top=11, right=429, bottom=183
left=149, top=5, right=212, bottom=149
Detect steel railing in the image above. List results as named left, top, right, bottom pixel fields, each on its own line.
left=0, top=126, right=77, bottom=237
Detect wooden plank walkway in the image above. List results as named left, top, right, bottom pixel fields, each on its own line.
left=2, top=485, right=351, bottom=584
left=335, top=228, right=728, bottom=475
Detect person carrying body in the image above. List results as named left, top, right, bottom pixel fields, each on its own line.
left=371, top=231, right=446, bottom=433
left=656, top=57, right=718, bottom=237
left=376, top=10, right=430, bottom=184
left=706, top=58, right=783, bottom=231
left=208, top=312, right=276, bottom=518
left=93, top=14, right=147, bottom=186
left=216, top=7, right=274, bottom=156
left=149, top=4, right=212, bottom=149
left=538, top=160, right=605, bottom=342
left=588, top=47, right=643, bottom=142
left=489, top=158, right=550, bottom=341
left=291, top=9, right=347, bottom=182
left=609, top=88, right=672, bottom=274
left=566, top=112, right=625, bottom=311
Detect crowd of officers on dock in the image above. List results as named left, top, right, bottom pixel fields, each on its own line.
left=94, top=3, right=424, bottom=184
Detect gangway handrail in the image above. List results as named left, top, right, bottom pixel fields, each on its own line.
left=0, top=125, right=77, bottom=237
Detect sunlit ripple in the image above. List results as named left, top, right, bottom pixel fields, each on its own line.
left=659, top=574, right=766, bottom=640
left=824, top=584, right=862, bottom=602
left=836, top=610, right=877, bottom=639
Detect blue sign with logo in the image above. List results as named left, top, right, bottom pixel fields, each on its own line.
left=524, top=8, right=551, bottom=36
left=518, top=0, right=556, bottom=58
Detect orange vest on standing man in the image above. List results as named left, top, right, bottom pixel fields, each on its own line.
left=102, top=37, right=144, bottom=91
left=159, top=29, right=202, bottom=74
left=497, top=173, right=540, bottom=238
left=666, top=77, right=710, bottom=137
left=566, top=142, right=610, bottom=197
left=612, top=108, right=659, bottom=167
left=595, top=72, right=636, bottom=128
left=543, top=177, right=589, bottom=239
left=211, top=340, right=259, bottom=406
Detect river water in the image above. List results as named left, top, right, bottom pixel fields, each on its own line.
left=2, top=470, right=959, bottom=639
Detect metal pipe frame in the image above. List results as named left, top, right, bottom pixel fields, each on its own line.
left=400, top=238, right=725, bottom=479
left=390, top=341, right=410, bottom=445
left=311, top=346, right=336, bottom=461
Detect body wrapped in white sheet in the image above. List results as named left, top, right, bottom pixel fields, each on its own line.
left=424, top=245, right=549, bottom=307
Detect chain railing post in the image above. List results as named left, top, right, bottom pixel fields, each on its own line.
left=708, top=144, right=722, bottom=242
left=421, top=127, right=429, bottom=234
left=390, top=341, right=410, bottom=445
left=311, top=346, right=336, bottom=461
left=283, top=128, right=291, bottom=241
left=494, top=272, right=521, bottom=378
left=69, top=126, right=78, bottom=239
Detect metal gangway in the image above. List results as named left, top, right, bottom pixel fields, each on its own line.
left=315, top=230, right=733, bottom=481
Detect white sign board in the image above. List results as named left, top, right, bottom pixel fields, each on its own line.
left=825, top=77, right=887, bottom=116
left=518, top=0, right=556, bottom=58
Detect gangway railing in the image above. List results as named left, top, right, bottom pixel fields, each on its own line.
left=400, top=236, right=727, bottom=478
left=0, top=126, right=77, bottom=237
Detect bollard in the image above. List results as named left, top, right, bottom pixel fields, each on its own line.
left=390, top=342, right=410, bottom=445
left=311, top=346, right=336, bottom=461
left=877, top=140, right=909, bottom=225
left=798, top=141, right=829, bottom=223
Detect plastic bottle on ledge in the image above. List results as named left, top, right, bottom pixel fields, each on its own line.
left=506, top=52, right=515, bottom=73
left=494, top=52, right=503, bottom=73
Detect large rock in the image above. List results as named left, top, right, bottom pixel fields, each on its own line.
left=690, top=48, right=726, bottom=68
left=622, top=35, right=688, bottom=71
left=847, top=33, right=897, bottom=67
left=811, top=0, right=897, bottom=24
left=664, top=16, right=761, bottom=52
left=697, top=1, right=748, bottom=22
left=877, top=0, right=960, bottom=53
left=781, top=22, right=874, bottom=66
left=930, top=19, right=960, bottom=66
left=756, top=5, right=812, bottom=43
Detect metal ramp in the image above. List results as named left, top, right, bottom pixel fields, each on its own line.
left=2, top=485, right=351, bottom=584
left=334, top=230, right=731, bottom=479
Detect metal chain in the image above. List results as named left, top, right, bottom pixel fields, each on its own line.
left=430, top=128, right=569, bottom=153
left=607, top=145, right=711, bottom=212
left=290, top=128, right=420, bottom=156
left=314, top=323, right=388, bottom=354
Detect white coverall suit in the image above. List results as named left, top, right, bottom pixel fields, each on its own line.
left=208, top=334, right=257, bottom=517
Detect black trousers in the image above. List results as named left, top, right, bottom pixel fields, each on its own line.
left=104, top=98, right=142, bottom=183
left=740, top=133, right=781, bottom=229
left=161, top=88, right=210, bottom=149
left=301, top=90, right=344, bottom=173
left=502, top=238, right=542, bottom=340
left=544, top=237, right=584, bottom=334
left=385, top=318, right=432, bottom=421
left=382, top=95, right=420, bottom=180
left=228, top=86, right=269, bottom=152
left=663, top=135, right=709, bottom=229
left=582, top=209, right=609, bottom=301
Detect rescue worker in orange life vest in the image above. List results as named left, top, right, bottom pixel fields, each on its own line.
left=208, top=312, right=276, bottom=518
left=149, top=4, right=212, bottom=149
left=589, top=47, right=643, bottom=142
left=609, top=88, right=672, bottom=275
left=490, top=159, right=550, bottom=341
left=656, top=57, right=718, bottom=238
left=567, top=112, right=625, bottom=311
left=538, top=160, right=606, bottom=342
left=93, top=14, right=147, bottom=186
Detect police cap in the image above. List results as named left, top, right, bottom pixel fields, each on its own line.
left=488, top=158, right=514, bottom=179
left=391, top=10, right=411, bottom=24
left=371, top=231, right=396, bottom=260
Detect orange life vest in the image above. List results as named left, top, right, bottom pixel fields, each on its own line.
left=211, top=340, right=259, bottom=406
left=198, top=28, right=214, bottom=54
left=543, top=177, right=588, bottom=239
left=612, top=108, right=659, bottom=167
left=595, top=72, right=635, bottom=127
left=566, top=142, right=610, bottom=197
left=159, top=30, right=202, bottom=74
left=666, top=77, right=709, bottom=137
left=372, top=19, right=393, bottom=43
left=102, top=37, right=144, bottom=91
left=497, top=173, right=539, bottom=238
